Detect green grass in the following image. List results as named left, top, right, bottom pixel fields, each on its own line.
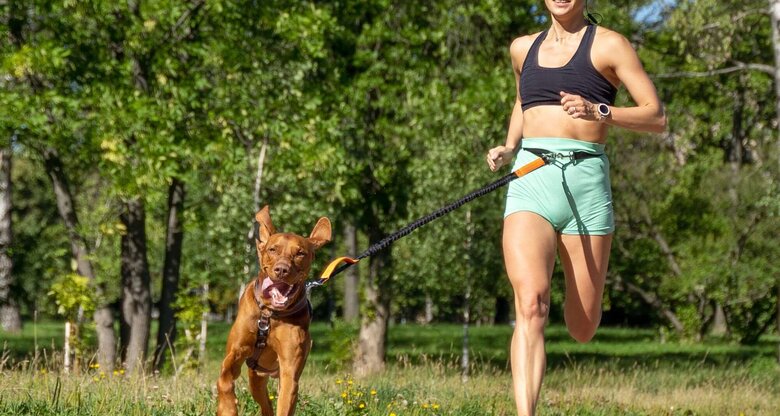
left=1, top=322, right=779, bottom=415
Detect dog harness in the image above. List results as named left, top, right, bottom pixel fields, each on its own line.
left=245, top=277, right=312, bottom=376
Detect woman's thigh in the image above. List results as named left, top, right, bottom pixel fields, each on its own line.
left=558, top=233, right=612, bottom=327
left=503, top=211, right=558, bottom=306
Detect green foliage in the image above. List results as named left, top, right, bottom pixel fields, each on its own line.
left=171, top=286, right=208, bottom=371
left=47, top=274, right=95, bottom=322
left=2, top=0, right=780, bottom=358
left=323, top=319, right=359, bottom=370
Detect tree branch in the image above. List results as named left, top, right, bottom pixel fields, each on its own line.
left=638, top=204, right=682, bottom=277
left=653, top=62, right=775, bottom=79
left=165, top=0, right=206, bottom=44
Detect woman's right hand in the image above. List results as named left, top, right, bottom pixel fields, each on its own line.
left=486, top=145, right=515, bottom=172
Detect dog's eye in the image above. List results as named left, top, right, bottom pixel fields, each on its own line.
left=295, top=251, right=305, bottom=258
left=268, top=247, right=277, bottom=253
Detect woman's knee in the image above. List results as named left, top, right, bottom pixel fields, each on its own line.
left=565, top=312, right=601, bottom=343
left=514, top=294, right=550, bottom=326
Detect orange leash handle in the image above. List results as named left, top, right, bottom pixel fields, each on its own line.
left=513, top=156, right=547, bottom=177
left=306, top=256, right=359, bottom=290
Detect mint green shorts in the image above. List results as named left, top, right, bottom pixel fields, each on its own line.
left=504, top=138, right=614, bottom=235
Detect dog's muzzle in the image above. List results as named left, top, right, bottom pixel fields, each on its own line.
left=261, top=277, right=296, bottom=308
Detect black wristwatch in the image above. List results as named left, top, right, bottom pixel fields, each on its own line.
left=596, top=103, right=611, bottom=122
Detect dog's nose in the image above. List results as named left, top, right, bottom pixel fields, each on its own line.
left=273, top=264, right=290, bottom=278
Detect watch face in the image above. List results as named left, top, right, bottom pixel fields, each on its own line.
left=598, top=103, right=610, bottom=117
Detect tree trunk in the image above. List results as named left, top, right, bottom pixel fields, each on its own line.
left=120, top=198, right=152, bottom=374
left=242, top=135, right=268, bottom=300
left=461, top=288, right=470, bottom=382
left=461, top=208, right=474, bottom=383
left=153, top=178, right=186, bottom=371
left=494, top=296, right=511, bottom=325
left=770, top=0, right=780, bottom=363
left=772, top=0, right=780, bottom=137
left=343, top=223, right=360, bottom=322
left=772, top=0, right=780, bottom=363
left=64, top=321, right=72, bottom=374
left=41, top=147, right=116, bottom=370
left=710, top=302, right=728, bottom=336
left=424, top=295, right=434, bottom=324
left=777, top=284, right=780, bottom=364
left=353, top=239, right=391, bottom=377
left=199, top=283, right=209, bottom=368
left=0, top=147, right=20, bottom=333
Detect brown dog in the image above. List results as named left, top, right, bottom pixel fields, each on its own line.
left=217, top=206, right=331, bottom=416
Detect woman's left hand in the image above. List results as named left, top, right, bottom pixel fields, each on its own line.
left=560, top=91, right=597, bottom=121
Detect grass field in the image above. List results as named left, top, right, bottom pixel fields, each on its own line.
left=1, top=321, right=779, bottom=415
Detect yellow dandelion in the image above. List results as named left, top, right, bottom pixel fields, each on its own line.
left=336, top=379, right=343, bottom=385
left=358, top=402, right=365, bottom=409
left=423, top=403, right=429, bottom=408
left=371, top=389, right=377, bottom=395
left=347, top=379, right=353, bottom=385
left=119, top=369, right=125, bottom=375
left=433, top=403, right=440, bottom=409
left=92, top=377, right=99, bottom=382
left=269, top=394, right=275, bottom=400
left=341, top=392, right=348, bottom=399
left=113, top=370, right=119, bottom=376
left=390, top=413, right=397, bottom=416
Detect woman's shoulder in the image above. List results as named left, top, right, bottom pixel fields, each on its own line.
left=509, top=31, right=544, bottom=57
left=592, top=26, right=632, bottom=50
left=591, top=26, right=640, bottom=69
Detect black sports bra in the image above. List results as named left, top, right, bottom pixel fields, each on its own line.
left=519, top=24, right=617, bottom=111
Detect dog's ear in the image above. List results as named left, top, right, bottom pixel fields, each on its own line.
left=255, top=205, right=276, bottom=248
left=307, top=217, right=331, bottom=250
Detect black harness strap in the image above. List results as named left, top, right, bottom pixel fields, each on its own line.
left=522, top=147, right=602, bottom=161
left=246, top=308, right=274, bottom=374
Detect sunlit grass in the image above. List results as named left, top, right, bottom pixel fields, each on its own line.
left=1, top=323, right=778, bottom=415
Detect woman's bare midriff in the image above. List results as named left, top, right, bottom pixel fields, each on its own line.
left=522, top=105, right=608, bottom=143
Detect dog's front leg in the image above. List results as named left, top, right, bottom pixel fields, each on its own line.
left=274, top=329, right=311, bottom=416
left=248, top=369, right=274, bottom=416
left=216, top=348, right=249, bottom=416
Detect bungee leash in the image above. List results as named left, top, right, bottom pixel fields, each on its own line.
left=305, top=155, right=551, bottom=292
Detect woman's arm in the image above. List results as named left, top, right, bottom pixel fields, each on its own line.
left=561, top=29, right=667, bottom=133
left=487, top=36, right=532, bottom=172
left=601, top=31, right=666, bottom=132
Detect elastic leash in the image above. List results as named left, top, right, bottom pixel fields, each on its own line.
left=306, top=155, right=553, bottom=291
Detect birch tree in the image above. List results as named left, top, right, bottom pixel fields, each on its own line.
left=0, top=146, right=20, bottom=333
